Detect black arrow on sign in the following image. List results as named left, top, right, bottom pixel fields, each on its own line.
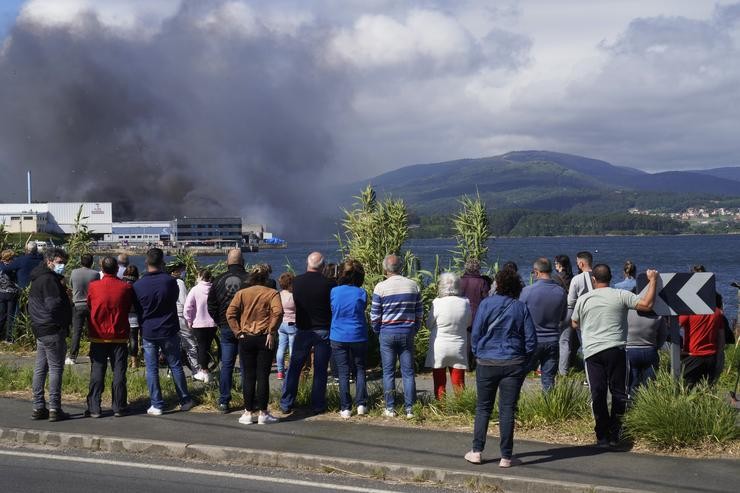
left=658, top=273, right=693, bottom=314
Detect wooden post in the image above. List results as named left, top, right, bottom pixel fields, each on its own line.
left=669, top=316, right=681, bottom=380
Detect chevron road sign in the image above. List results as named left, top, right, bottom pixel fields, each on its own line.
left=636, top=273, right=716, bottom=316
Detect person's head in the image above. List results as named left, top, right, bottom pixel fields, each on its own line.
left=278, top=272, right=295, bottom=292
left=306, top=251, right=325, bottom=272
left=438, top=272, right=460, bottom=297
left=338, top=259, right=365, bottom=287
left=382, top=254, right=402, bottom=276
left=494, top=268, right=523, bottom=299
left=576, top=251, right=593, bottom=272
left=198, top=268, right=213, bottom=283
left=1, top=249, right=15, bottom=264
left=464, top=258, right=481, bottom=275
left=532, top=257, right=552, bottom=279
left=623, top=260, right=636, bottom=278
left=80, top=253, right=94, bottom=268
left=44, top=247, right=69, bottom=274
left=591, top=264, right=612, bottom=285
left=145, top=248, right=164, bottom=271
left=123, top=264, right=139, bottom=280
left=168, top=262, right=186, bottom=278
left=227, top=248, right=244, bottom=266
left=502, top=261, right=518, bottom=273
left=117, top=253, right=129, bottom=267
left=249, top=264, right=270, bottom=286
left=554, top=254, right=572, bottom=275
left=692, top=264, right=706, bottom=273
left=323, top=262, right=339, bottom=280
left=25, top=241, right=38, bottom=254
left=101, top=256, right=118, bottom=275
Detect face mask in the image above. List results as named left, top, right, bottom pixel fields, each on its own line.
left=53, top=263, right=66, bottom=275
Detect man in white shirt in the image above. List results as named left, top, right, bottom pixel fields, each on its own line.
left=559, top=251, right=593, bottom=375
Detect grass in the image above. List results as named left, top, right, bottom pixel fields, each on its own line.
left=517, top=376, right=591, bottom=428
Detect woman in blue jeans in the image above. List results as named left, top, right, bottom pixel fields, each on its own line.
left=465, top=268, right=536, bottom=468
left=276, top=272, right=296, bottom=380
left=330, top=259, right=369, bottom=419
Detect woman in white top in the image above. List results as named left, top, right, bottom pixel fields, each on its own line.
left=425, top=272, right=472, bottom=400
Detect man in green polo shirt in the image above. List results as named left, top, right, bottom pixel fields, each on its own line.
left=571, top=264, right=658, bottom=447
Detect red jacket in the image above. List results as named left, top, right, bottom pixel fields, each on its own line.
left=87, top=274, right=134, bottom=343
left=678, top=308, right=722, bottom=357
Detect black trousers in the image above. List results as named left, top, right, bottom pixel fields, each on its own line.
left=86, top=342, right=128, bottom=414
left=584, top=346, right=628, bottom=442
left=238, top=334, right=275, bottom=412
left=69, top=305, right=89, bottom=359
left=194, top=327, right=217, bottom=370
left=682, top=354, right=717, bottom=387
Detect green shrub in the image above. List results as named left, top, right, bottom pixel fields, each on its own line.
left=624, top=370, right=739, bottom=449
left=517, top=376, right=591, bottom=428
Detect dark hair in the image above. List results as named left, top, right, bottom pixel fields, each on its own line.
left=323, top=262, right=339, bottom=281
left=278, top=272, right=294, bottom=291
left=44, top=247, right=68, bottom=263
left=502, top=261, right=518, bottom=273
left=248, top=264, right=270, bottom=286
left=80, top=253, right=94, bottom=268
left=555, top=254, right=573, bottom=276
left=494, top=269, right=523, bottom=298
left=198, top=268, right=212, bottom=283
left=623, top=260, right=636, bottom=277
left=167, top=262, right=186, bottom=274
left=481, top=275, right=493, bottom=291
left=146, top=248, right=164, bottom=268
left=123, top=265, right=139, bottom=280
left=101, top=256, right=118, bottom=275
left=338, top=259, right=365, bottom=287
left=692, top=264, right=706, bottom=273
left=592, top=264, right=612, bottom=284
left=576, top=251, right=593, bottom=267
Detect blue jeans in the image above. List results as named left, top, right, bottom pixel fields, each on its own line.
left=379, top=331, right=416, bottom=411
left=331, top=341, right=368, bottom=411
left=529, top=340, right=559, bottom=392
left=472, top=362, right=526, bottom=459
left=280, top=329, right=331, bottom=412
left=626, top=346, right=659, bottom=396
left=219, top=325, right=243, bottom=406
left=143, top=335, right=191, bottom=409
left=276, top=322, right=297, bottom=373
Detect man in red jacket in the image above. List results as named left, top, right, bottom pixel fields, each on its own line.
left=86, top=256, right=134, bottom=417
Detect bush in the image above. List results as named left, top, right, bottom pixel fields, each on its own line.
left=517, top=376, right=591, bottom=428
left=624, top=371, right=739, bottom=449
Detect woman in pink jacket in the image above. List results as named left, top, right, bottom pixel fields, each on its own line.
left=184, top=269, right=217, bottom=383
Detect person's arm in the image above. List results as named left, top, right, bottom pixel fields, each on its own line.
left=635, top=269, right=659, bottom=312
left=414, top=289, right=423, bottom=332
left=266, top=291, right=284, bottom=350
left=183, top=290, right=197, bottom=327
left=523, top=306, right=538, bottom=356
left=207, top=278, right=220, bottom=322
left=470, top=303, right=487, bottom=357
left=370, top=287, right=382, bottom=333
left=571, top=297, right=581, bottom=329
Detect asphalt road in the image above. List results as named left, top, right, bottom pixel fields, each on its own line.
left=0, top=445, right=460, bottom=493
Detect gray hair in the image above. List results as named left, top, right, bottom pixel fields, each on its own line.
left=464, top=258, right=481, bottom=274
left=437, top=272, right=460, bottom=297
left=307, top=251, right=325, bottom=270
left=25, top=241, right=38, bottom=254
left=533, top=257, right=552, bottom=274
left=382, top=254, right=402, bottom=274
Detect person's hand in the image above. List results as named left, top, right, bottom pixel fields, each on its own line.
left=266, top=332, right=275, bottom=350
left=646, top=269, right=659, bottom=281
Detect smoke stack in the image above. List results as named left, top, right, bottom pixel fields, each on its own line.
left=27, top=171, right=32, bottom=204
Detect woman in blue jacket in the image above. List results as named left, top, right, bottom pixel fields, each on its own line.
left=464, top=268, right=537, bottom=468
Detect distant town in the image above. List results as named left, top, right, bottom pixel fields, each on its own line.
left=629, top=206, right=740, bottom=225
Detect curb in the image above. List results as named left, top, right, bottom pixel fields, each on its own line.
left=0, top=427, right=646, bottom=493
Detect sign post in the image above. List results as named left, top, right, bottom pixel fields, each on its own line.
left=636, top=273, right=716, bottom=380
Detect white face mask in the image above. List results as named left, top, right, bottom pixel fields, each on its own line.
left=53, top=263, right=66, bottom=275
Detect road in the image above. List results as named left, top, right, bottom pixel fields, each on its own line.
left=0, top=445, right=459, bottom=493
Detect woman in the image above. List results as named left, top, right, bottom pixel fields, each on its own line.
left=330, top=259, right=369, bottom=418
left=614, top=260, right=637, bottom=292
left=0, top=250, right=20, bottom=343
left=227, top=265, right=283, bottom=425
left=425, top=272, right=472, bottom=400
left=465, top=269, right=536, bottom=468
left=122, top=265, right=140, bottom=368
left=276, top=272, right=296, bottom=380
left=626, top=310, right=667, bottom=397
left=554, top=254, right=573, bottom=291
left=184, top=269, right=217, bottom=383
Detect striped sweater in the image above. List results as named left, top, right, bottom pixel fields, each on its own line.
left=371, top=275, right=423, bottom=334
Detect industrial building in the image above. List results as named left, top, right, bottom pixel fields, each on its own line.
left=104, top=221, right=172, bottom=243
left=0, top=202, right=113, bottom=235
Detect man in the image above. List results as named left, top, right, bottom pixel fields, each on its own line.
left=678, top=294, right=723, bottom=387
left=168, top=262, right=200, bottom=377
left=0, top=241, right=44, bottom=289
left=280, top=252, right=336, bottom=414
left=133, top=248, right=193, bottom=415
left=520, top=257, right=567, bottom=392
left=67, top=253, right=100, bottom=365
left=559, top=251, right=594, bottom=375
left=85, top=256, right=134, bottom=418
left=207, top=249, right=251, bottom=413
left=371, top=254, right=423, bottom=418
left=116, top=253, right=129, bottom=279
left=571, top=264, right=658, bottom=447
left=28, top=247, right=72, bottom=422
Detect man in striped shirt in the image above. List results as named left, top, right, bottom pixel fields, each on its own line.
left=371, top=254, right=423, bottom=418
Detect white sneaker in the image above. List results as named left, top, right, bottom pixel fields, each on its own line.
left=383, top=408, right=397, bottom=417
left=406, top=411, right=414, bottom=419
left=339, top=409, right=352, bottom=419
left=146, top=406, right=162, bottom=416
left=356, top=405, right=368, bottom=416
left=202, top=372, right=210, bottom=383
left=238, top=411, right=255, bottom=425
left=64, top=357, right=75, bottom=365
left=193, top=370, right=207, bottom=382
left=258, top=413, right=279, bottom=425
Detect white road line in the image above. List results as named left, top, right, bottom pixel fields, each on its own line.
left=0, top=449, right=403, bottom=493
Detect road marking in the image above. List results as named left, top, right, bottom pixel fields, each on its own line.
left=0, top=449, right=403, bottom=493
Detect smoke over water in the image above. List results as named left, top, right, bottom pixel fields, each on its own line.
left=0, top=1, right=349, bottom=238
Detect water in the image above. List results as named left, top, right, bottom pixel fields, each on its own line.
left=129, top=235, right=740, bottom=321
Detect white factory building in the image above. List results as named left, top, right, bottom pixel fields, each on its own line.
left=0, top=202, right=113, bottom=235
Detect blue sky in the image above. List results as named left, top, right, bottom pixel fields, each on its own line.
left=0, top=0, right=23, bottom=38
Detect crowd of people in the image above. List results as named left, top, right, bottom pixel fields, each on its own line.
left=0, top=243, right=734, bottom=468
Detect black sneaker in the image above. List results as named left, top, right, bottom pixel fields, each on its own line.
left=218, top=403, right=229, bottom=414
left=179, top=400, right=195, bottom=412
left=31, top=408, right=49, bottom=420
left=113, top=408, right=129, bottom=418
left=49, top=409, right=69, bottom=422
left=83, top=410, right=101, bottom=418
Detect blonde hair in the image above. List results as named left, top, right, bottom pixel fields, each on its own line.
left=1, top=250, right=15, bottom=263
